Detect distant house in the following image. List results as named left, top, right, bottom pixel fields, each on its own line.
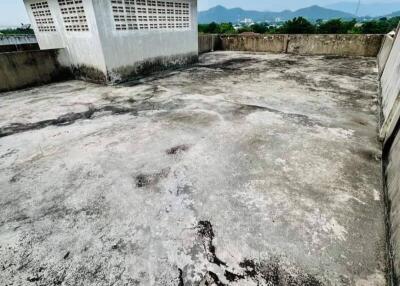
left=23, top=0, right=198, bottom=84
left=240, top=18, right=254, bottom=25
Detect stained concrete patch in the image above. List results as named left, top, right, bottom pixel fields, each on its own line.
left=0, top=52, right=386, bottom=285
left=166, top=144, right=190, bottom=155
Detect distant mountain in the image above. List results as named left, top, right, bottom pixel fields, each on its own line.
left=198, top=6, right=270, bottom=24
left=198, top=5, right=356, bottom=24
left=291, top=5, right=355, bottom=19
left=325, top=2, right=400, bottom=17
left=385, top=10, right=400, bottom=17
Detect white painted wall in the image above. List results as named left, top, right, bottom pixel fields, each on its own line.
left=382, top=23, right=400, bottom=284
left=380, top=29, right=400, bottom=141
left=23, top=0, right=198, bottom=82
left=24, top=0, right=64, bottom=50
left=59, top=0, right=107, bottom=74
left=92, top=0, right=198, bottom=76
left=24, top=0, right=107, bottom=75
left=377, top=34, right=394, bottom=76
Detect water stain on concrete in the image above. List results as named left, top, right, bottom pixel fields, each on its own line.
left=195, top=221, right=324, bottom=286
left=135, top=168, right=171, bottom=188
left=197, top=221, right=227, bottom=267
left=166, top=144, right=190, bottom=155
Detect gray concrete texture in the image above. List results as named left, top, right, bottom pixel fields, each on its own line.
left=220, top=34, right=383, bottom=57
left=198, top=34, right=219, bottom=54
left=385, top=127, right=400, bottom=285
left=0, top=50, right=71, bottom=93
left=0, top=35, right=37, bottom=46
left=377, top=35, right=394, bottom=76
left=0, top=52, right=386, bottom=285
left=380, top=28, right=400, bottom=142
left=378, top=26, right=400, bottom=284
left=0, top=35, right=39, bottom=53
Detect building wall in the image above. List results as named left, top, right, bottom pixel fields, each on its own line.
left=24, top=0, right=108, bottom=82
left=92, top=0, right=198, bottom=83
left=23, top=0, right=64, bottom=49
left=24, top=0, right=198, bottom=84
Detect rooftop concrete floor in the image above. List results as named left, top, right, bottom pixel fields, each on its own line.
left=0, top=51, right=386, bottom=286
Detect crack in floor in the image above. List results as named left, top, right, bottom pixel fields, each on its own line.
left=0, top=100, right=325, bottom=139
left=229, top=101, right=326, bottom=127
left=0, top=105, right=140, bottom=138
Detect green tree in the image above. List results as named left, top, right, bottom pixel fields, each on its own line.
left=280, top=17, right=315, bottom=34
left=219, top=23, right=235, bottom=34
left=237, top=26, right=252, bottom=34
left=317, top=19, right=357, bottom=34
left=0, top=27, right=34, bottom=35
left=251, top=23, right=269, bottom=34
left=198, top=22, right=220, bottom=34
left=361, top=20, right=387, bottom=34
left=198, top=16, right=400, bottom=35
left=354, top=17, right=400, bottom=34
left=388, top=17, right=400, bottom=31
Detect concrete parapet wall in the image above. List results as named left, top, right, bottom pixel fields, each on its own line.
left=378, top=35, right=395, bottom=76
left=287, top=34, right=383, bottom=57
left=379, top=25, right=400, bottom=286
left=0, top=43, right=40, bottom=53
left=380, top=31, right=400, bottom=141
left=0, top=50, right=71, bottom=93
left=0, top=35, right=39, bottom=53
left=385, top=129, right=400, bottom=286
left=0, top=34, right=37, bottom=46
left=211, top=34, right=383, bottom=57
left=198, top=34, right=221, bottom=54
left=220, top=34, right=287, bottom=53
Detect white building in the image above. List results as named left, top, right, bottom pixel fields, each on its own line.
left=240, top=18, right=254, bottom=25
left=23, top=0, right=198, bottom=83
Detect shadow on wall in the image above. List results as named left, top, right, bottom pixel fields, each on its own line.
left=0, top=43, right=40, bottom=53
left=0, top=49, right=72, bottom=93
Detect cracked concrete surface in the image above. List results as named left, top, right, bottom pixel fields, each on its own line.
left=0, top=51, right=386, bottom=285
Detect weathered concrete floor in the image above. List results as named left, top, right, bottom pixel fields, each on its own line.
left=0, top=52, right=386, bottom=285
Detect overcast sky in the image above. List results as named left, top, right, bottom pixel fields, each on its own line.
left=198, top=0, right=399, bottom=11
left=0, top=0, right=399, bottom=26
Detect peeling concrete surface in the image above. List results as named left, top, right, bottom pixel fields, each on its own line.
left=0, top=51, right=386, bottom=285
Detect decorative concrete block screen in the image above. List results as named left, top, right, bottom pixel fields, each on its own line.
left=111, top=0, right=190, bottom=31
left=58, top=0, right=89, bottom=32
left=30, top=1, right=56, bottom=32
